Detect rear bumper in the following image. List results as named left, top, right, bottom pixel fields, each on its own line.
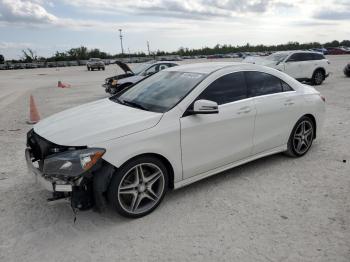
left=25, top=148, right=72, bottom=192
left=88, top=64, right=104, bottom=68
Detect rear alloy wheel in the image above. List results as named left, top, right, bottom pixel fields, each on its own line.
left=108, top=157, right=168, bottom=218
left=286, top=116, right=314, bottom=157
left=312, top=70, right=324, bottom=85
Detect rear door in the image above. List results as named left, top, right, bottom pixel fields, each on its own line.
left=245, top=71, right=303, bottom=154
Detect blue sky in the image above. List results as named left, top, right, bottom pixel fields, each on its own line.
left=0, top=0, right=349, bottom=59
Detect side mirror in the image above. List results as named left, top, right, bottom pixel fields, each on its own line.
left=188, top=100, right=219, bottom=115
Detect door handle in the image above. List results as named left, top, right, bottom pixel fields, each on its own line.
left=284, top=99, right=295, bottom=106
left=237, top=106, right=252, bottom=114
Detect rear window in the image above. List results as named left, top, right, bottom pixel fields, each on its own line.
left=311, top=53, right=325, bottom=60
left=245, top=72, right=282, bottom=96
left=245, top=71, right=294, bottom=96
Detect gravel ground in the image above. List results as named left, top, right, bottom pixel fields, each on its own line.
left=0, top=56, right=349, bottom=262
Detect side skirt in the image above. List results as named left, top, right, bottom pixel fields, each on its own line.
left=174, top=145, right=287, bottom=189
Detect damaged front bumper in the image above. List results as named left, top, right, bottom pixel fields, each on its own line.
left=25, top=148, right=73, bottom=192
left=25, top=129, right=115, bottom=211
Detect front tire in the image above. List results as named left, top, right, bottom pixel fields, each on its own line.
left=108, top=156, right=168, bottom=218
left=312, top=69, right=324, bottom=85
left=285, top=116, right=315, bottom=157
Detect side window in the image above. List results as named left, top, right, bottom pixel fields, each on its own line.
left=144, top=65, right=157, bottom=75
left=312, top=53, right=325, bottom=60
left=158, top=64, right=169, bottom=71
left=281, top=81, right=294, bottom=92
left=245, top=71, right=283, bottom=97
left=197, top=72, right=247, bottom=105
left=303, top=53, right=314, bottom=61
left=288, top=53, right=308, bottom=62
left=288, top=53, right=301, bottom=62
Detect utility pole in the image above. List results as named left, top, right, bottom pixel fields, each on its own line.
left=147, top=41, right=150, bottom=56
left=118, top=29, right=124, bottom=56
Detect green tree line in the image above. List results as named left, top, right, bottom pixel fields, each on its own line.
left=0, top=40, right=349, bottom=63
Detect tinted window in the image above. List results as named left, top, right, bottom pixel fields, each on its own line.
left=245, top=72, right=283, bottom=96
left=288, top=53, right=308, bottom=62
left=281, top=81, right=294, bottom=92
left=311, top=53, right=325, bottom=60
left=197, top=72, right=247, bottom=105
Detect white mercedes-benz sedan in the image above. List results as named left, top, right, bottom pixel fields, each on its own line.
left=26, top=62, right=325, bottom=218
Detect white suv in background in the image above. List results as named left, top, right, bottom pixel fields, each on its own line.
left=244, top=51, right=330, bottom=85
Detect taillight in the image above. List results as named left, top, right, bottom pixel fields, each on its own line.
left=320, top=95, right=326, bottom=102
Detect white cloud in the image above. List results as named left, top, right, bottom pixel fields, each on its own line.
left=0, top=0, right=57, bottom=24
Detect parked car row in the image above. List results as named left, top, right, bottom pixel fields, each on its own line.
left=0, top=59, right=112, bottom=70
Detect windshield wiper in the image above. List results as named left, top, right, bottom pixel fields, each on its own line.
left=111, top=96, right=125, bottom=105
left=123, top=100, right=149, bottom=111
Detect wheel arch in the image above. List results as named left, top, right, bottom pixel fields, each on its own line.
left=114, top=153, right=175, bottom=189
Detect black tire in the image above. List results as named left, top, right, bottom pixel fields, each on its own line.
left=102, top=67, right=105, bottom=71
left=285, top=116, right=315, bottom=157
left=87, top=67, right=90, bottom=71
left=312, top=69, right=324, bottom=85
left=344, top=65, right=350, bottom=77
left=98, top=67, right=101, bottom=71
left=108, top=156, right=168, bottom=218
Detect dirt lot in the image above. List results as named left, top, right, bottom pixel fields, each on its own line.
left=0, top=56, right=349, bottom=262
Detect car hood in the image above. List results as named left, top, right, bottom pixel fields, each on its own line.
left=117, top=75, right=145, bottom=85
left=115, top=61, right=133, bottom=73
left=33, top=99, right=162, bottom=146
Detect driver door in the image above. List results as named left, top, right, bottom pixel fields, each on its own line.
left=180, top=72, right=256, bottom=179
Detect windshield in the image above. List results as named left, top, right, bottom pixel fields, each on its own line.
left=266, top=53, right=289, bottom=62
left=132, top=63, right=153, bottom=75
left=110, top=71, right=206, bottom=113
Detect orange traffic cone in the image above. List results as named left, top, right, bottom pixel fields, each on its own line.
left=58, top=81, right=71, bottom=88
left=26, top=95, right=40, bottom=125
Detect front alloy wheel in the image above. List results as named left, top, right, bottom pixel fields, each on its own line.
left=312, top=70, right=324, bottom=85
left=108, top=157, right=168, bottom=218
left=286, top=116, right=314, bottom=157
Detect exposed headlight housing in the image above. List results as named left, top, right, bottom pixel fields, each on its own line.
left=43, top=148, right=105, bottom=177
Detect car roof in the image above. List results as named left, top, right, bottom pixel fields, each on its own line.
left=165, top=62, right=270, bottom=74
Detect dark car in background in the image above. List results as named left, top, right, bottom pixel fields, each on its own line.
left=103, top=61, right=178, bottom=95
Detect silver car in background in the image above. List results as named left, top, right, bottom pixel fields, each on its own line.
left=103, top=61, right=178, bottom=95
